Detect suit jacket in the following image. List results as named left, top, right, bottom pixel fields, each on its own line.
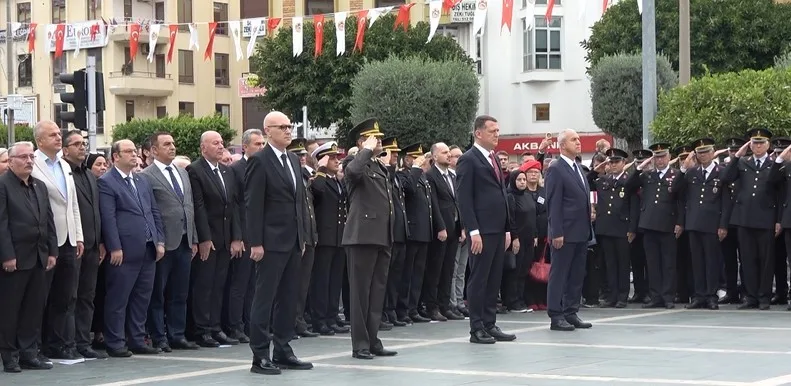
left=544, top=156, right=591, bottom=243
left=67, top=160, right=102, bottom=249
left=387, top=165, right=409, bottom=244
left=245, top=144, right=306, bottom=252
left=401, top=167, right=444, bottom=243
left=675, top=164, right=729, bottom=233
left=32, top=151, right=83, bottom=246
left=301, top=167, right=318, bottom=247
left=141, top=162, right=198, bottom=251
left=187, top=157, right=242, bottom=250
left=721, top=155, right=778, bottom=230
left=341, top=148, right=395, bottom=247
left=98, top=168, right=165, bottom=261
left=230, top=157, right=249, bottom=243
left=311, top=171, right=348, bottom=247
left=625, top=167, right=683, bottom=233
left=0, top=173, right=58, bottom=270
left=456, top=146, right=510, bottom=237
left=426, top=165, right=459, bottom=237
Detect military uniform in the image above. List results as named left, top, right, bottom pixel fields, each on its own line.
left=721, top=129, right=778, bottom=309
left=380, top=138, right=410, bottom=326
left=719, top=138, right=744, bottom=304
left=673, top=146, right=694, bottom=304
left=341, top=118, right=397, bottom=359
left=770, top=137, right=791, bottom=309
left=627, top=149, right=652, bottom=303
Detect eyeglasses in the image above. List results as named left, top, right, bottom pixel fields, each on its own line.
left=12, top=154, right=36, bottom=160
left=267, top=124, right=294, bottom=132
left=69, top=141, right=88, bottom=148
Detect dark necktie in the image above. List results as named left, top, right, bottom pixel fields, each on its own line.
left=212, top=167, right=227, bottom=198
left=281, top=154, right=294, bottom=191
left=756, top=159, right=762, bottom=169
left=573, top=162, right=584, bottom=186
left=488, top=151, right=501, bottom=182
left=332, top=176, right=342, bottom=194
left=165, top=166, right=184, bottom=200
left=126, top=176, right=152, bottom=241
left=702, top=168, right=708, bottom=180
left=444, top=173, right=455, bottom=197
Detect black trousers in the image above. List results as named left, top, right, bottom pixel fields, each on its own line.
left=91, top=258, right=107, bottom=336
left=43, top=241, right=79, bottom=352
left=398, top=241, right=429, bottom=316
left=599, top=236, right=630, bottom=304
left=688, top=231, right=722, bottom=303
left=423, top=235, right=459, bottom=312
left=190, top=246, right=231, bottom=335
left=148, top=238, right=192, bottom=343
left=75, top=246, right=100, bottom=351
left=467, top=234, right=505, bottom=331
left=224, top=248, right=255, bottom=334
left=583, top=245, right=603, bottom=304
left=630, top=233, right=649, bottom=297
left=720, top=227, right=741, bottom=296
left=384, top=242, right=406, bottom=314
left=345, top=245, right=390, bottom=352
left=642, top=230, right=677, bottom=305
left=676, top=232, right=694, bottom=301
left=501, top=241, right=535, bottom=308
left=294, top=245, right=316, bottom=331
left=738, top=227, right=775, bottom=305
left=0, top=264, right=47, bottom=361
left=310, top=246, right=346, bottom=329
left=249, top=243, right=301, bottom=360
left=774, top=236, right=788, bottom=300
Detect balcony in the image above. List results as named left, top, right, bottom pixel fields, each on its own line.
left=107, top=24, right=170, bottom=44
left=108, top=71, right=174, bottom=97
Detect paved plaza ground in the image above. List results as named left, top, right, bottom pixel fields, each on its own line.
left=5, top=305, right=791, bottom=385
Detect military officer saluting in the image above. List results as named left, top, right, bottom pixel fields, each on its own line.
left=380, top=137, right=410, bottom=327
left=627, top=149, right=653, bottom=304
left=718, top=137, right=745, bottom=304
left=676, top=138, right=728, bottom=310
left=721, top=129, right=779, bottom=310
left=588, top=148, right=635, bottom=308
left=626, top=143, right=683, bottom=309
left=769, top=137, right=791, bottom=310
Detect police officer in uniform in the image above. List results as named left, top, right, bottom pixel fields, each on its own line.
left=341, top=118, right=397, bottom=359
left=676, top=138, right=728, bottom=310
left=721, top=129, right=778, bottom=310
left=380, top=137, right=410, bottom=327
left=719, top=138, right=745, bottom=304
left=628, top=149, right=652, bottom=304
left=770, top=137, right=791, bottom=310
left=627, top=143, right=683, bottom=309
left=673, top=145, right=695, bottom=304
left=588, top=148, right=634, bottom=308
left=770, top=138, right=789, bottom=306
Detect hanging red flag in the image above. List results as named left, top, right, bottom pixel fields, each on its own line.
left=129, top=23, right=141, bottom=61
left=205, top=22, right=218, bottom=60
left=314, top=15, right=325, bottom=58
left=167, top=24, right=178, bottom=63
left=394, top=3, right=415, bottom=31
left=442, top=0, right=461, bottom=13
left=54, top=24, right=66, bottom=58
left=89, top=23, right=100, bottom=40
left=27, top=23, right=37, bottom=53
left=602, top=0, right=609, bottom=13
left=354, top=10, right=368, bottom=53
left=545, top=0, right=555, bottom=22
left=502, top=0, right=514, bottom=32
left=267, top=18, right=282, bottom=36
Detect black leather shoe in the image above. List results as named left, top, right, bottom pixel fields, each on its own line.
left=19, top=358, right=53, bottom=370
left=759, top=303, right=771, bottom=310
left=615, top=301, right=627, bottom=308
left=251, top=357, right=281, bottom=375
left=565, top=315, right=592, bottom=329
left=229, top=329, right=251, bottom=343
left=379, top=321, right=393, bottom=331
left=771, top=295, right=787, bottom=305
left=335, top=318, right=349, bottom=327
left=213, top=331, right=239, bottom=345
left=353, top=349, right=374, bottom=359
left=170, top=338, right=200, bottom=350
left=457, top=306, right=470, bottom=317
left=409, top=313, right=431, bottom=323
left=429, top=309, right=448, bottom=322
left=486, top=326, right=516, bottom=341
left=397, top=316, right=413, bottom=325
left=550, top=319, right=575, bottom=331
left=371, top=347, right=398, bottom=356
left=331, top=324, right=350, bottom=333
left=708, top=301, right=719, bottom=310
left=317, top=325, right=335, bottom=336
left=79, top=347, right=109, bottom=359
left=665, top=302, right=675, bottom=309
left=273, top=355, right=313, bottom=370
left=130, top=346, right=162, bottom=355
left=443, top=310, right=465, bottom=320
left=47, top=347, right=80, bottom=360
left=106, top=347, right=133, bottom=357
left=642, top=302, right=664, bottom=309
left=195, top=334, right=220, bottom=347
left=3, top=361, right=21, bottom=373
left=153, top=341, right=172, bottom=353
left=469, top=329, right=496, bottom=344
left=685, top=300, right=707, bottom=309
left=737, top=302, right=758, bottom=310
left=297, top=328, right=319, bottom=338
left=390, top=318, right=407, bottom=327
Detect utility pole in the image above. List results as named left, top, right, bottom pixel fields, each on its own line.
left=87, top=56, right=98, bottom=151
left=5, top=0, right=15, bottom=145
left=302, top=105, right=308, bottom=138
left=641, top=0, right=657, bottom=147
left=679, top=0, right=691, bottom=85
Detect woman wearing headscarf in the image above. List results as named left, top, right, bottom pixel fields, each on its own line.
left=521, top=161, right=549, bottom=310
left=0, top=147, right=9, bottom=174
left=501, top=167, right=539, bottom=312
left=86, top=152, right=108, bottom=349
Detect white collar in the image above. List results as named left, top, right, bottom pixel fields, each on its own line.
left=473, top=143, right=491, bottom=160
left=559, top=154, right=577, bottom=169
left=115, top=166, right=131, bottom=180
left=204, top=157, right=220, bottom=171
left=153, top=159, right=174, bottom=172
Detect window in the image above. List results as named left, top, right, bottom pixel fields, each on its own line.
left=155, top=2, right=166, bottom=23
left=87, top=0, right=101, bottom=20
left=52, top=0, right=66, bottom=23
left=123, top=0, right=132, bottom=19
left=215, top=104, right=230, bottom=118
left=214, top=3, right=229, bottom=35
left=178, top=50, right=194, bottom=83
left=375, top=0, right=404, bottom=7
left=18, top=55, right=32, bottom=87
left=215, top=53, right=230, bottom=86
left=523, top=16, right=562, bottom=71
left=54, top=103, right=69, bottom=128
left=88, top=48, right=103, bottom=72
left=123, top=49, right=134, bottom=74
left=475, top=35, right=482, bottom=75
left=534, top=103, right=550, bottom=121
left=52, top=53, right=67, bottom=83
left=157, top=106, right=167, bottom=118
left=97, top=110, right=104, bottom=134
left=178, top=0, right=193, bottom=32
left=17, top=3, right=31, bottom=23
left=179, top=102, right=195, bottom=116
left=241, top=0, right=268, bottom=17
left=305, top=0, right=334, bottom=15
left=125, top=100, right=135, bottom=122
left=155, top=54, right=166, bottom=78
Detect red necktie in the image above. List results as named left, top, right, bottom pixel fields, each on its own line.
left=488, top=151, right=501, bottom=182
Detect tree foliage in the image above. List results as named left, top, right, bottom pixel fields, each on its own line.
left=651, top=68, right=791, bottom=146
left=582, top=0, right=791, bottom=76
left=590, top=53, right=676, bottom=150
left=775, top=50, right=791, bottom=70
left=348, top=56, right=478, bottom=149
left=250, top=13, right=472, bottom=137
left=112, top=114, right=236, bottom=161
left=0, top=124, right=34, bottom=148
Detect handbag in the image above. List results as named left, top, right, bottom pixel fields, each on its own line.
left=529, top=238, right=551, bottom=283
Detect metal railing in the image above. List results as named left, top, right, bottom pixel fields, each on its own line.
left=108, top=71, right=172, bottom=80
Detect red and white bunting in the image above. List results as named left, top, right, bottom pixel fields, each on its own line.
left=335, top=12, right=347, bottom=56
left=427, top=0, right=442, bottom=42
left=293, top=17, right=304, bottom=57
left=147, top=24, right=161, bottom=62
left=188, top=23, right=199, bottom=50
left=230, top=21, right=243, bottom=61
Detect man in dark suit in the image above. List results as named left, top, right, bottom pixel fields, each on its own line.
left=60, top=131, right=106, bottom=359
left=225, top=129, right=265, bottom=342
left=342, top=118, right=398, bottom=360
left=543, top=129, right=593, bottom=332
left=98, top=139, right=166, bottom=357
left=381, top=137, right=409, bottom=327
left=246, top=111, right=313, bottom=374
left=0, top=142, right=58, bottom=372
left=455, top=115, right=516, bottom=343
left=187, top=131, right=244, bottom=347
left=141, top=132, right=200, bottom=352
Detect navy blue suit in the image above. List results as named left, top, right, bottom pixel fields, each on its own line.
left=544, top=157, right=591, bottom=321
left=98, top=168, right=164, bottom=350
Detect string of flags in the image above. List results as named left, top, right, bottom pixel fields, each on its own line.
left=4, top=0, right=624, bottom=63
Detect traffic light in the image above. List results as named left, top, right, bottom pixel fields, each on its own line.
left=59, top=70, right=87, bottom=130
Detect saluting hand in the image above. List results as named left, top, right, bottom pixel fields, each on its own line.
left=317, top=155, right=329, bottom=168
left=734, top=141, right=750, bottom=158
left=362, top=135, right=378, bottom=151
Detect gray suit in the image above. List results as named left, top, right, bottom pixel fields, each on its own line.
left=141, top=163, right=198, bottom=250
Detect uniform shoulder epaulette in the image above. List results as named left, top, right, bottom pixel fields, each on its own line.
left=315, top=171, right=327, bottom=178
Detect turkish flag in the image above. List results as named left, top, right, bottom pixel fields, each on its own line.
left=314, top=15, right=324, bottom=57
left=129, top=23, right=141, bottom=61
left=90, top=23, right=100, bottom=40
left=502, top=0, right=514, bottom=33
left=27, top=23, right=37, bottom=53
left=354, top=10, right=368, bottom=52
left=167, top=24, right=178, bottom=63
left=545, top=0, right=556, bottom=22
left=267, top=18, right=282, bottom=35
left=394, top=3, right=415, bottom=31
left=442, top=0, right=461, bottom=13
left=54, top=24, right=66, bottom=58
left=205, top=22, right=218, bottom=60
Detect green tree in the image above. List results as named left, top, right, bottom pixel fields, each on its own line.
left=651, top=68, right=791, bottom=145
left=112, top=114, right=235, bottom=161
left=590, top=53, right=677, bottom=150
left=0, top=124, right=34, bottom=148
left=348, top=56, right=478, bottom=149
left=775, top=50, right=791, bottom=70
left=250, top=13, right=472, bottom=139
left=582, top=0, right=791, bottom=76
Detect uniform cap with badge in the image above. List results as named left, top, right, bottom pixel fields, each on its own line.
left=311, top=141, right=340, bottom=160
left=649, top=143, right=672, bottom=157
left=382, top=137, right=401, bottom=152
left=771, top=137, right=791, bottom=153
left=691, top=138, right=716, bottom=154
left=632, top=149, right=653, bottom=161
left=287, top=137, right=308, bottom=155
left=604, top=148, right=629, bottom=162
left=350, top=118, right=385, bottom=139
left=724, top=137, right=746, bottom=152
left=673, top=144, right=694, bottom=160
left=746, top=128, right=772, bottom=144
left=402, top=143, right=424, bottom=158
